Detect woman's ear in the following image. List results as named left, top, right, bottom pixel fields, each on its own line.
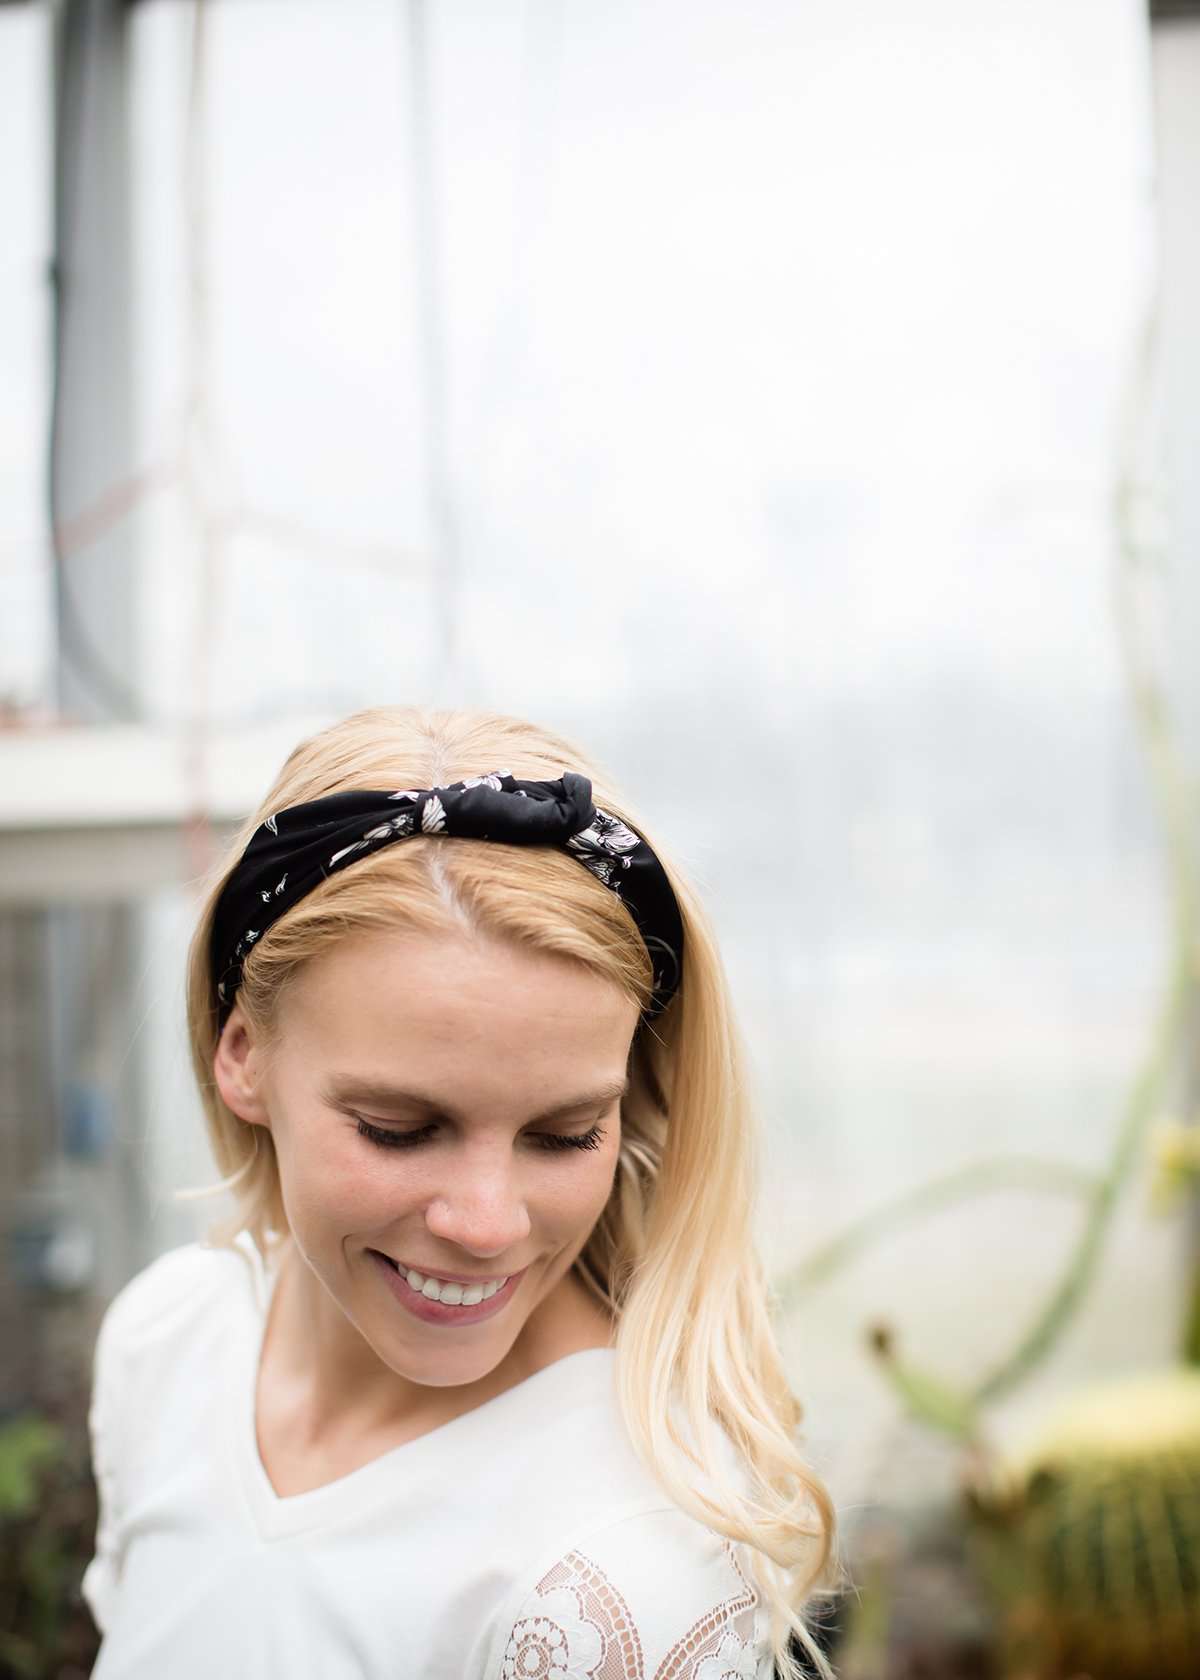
left=213, top=1006, right=271, bottom=1127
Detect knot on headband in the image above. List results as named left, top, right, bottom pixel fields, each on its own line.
left=210, top=770, right=683, bottom=1030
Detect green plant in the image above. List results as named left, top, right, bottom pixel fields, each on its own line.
left=0, top=1404, right=101, bottom=1680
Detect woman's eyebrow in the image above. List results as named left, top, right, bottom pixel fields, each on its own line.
left=320, top=1074, right=629, bottom=1126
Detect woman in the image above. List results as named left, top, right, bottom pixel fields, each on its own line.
left=81, top=705, right=839, bottom=1678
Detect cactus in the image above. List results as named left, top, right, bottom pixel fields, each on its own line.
left=967, top=1368, right=1200, bottom=1680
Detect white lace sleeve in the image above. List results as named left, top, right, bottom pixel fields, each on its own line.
left=79, top=1303, right=124, bottom=1635
left=484, top=1505, right=774, bottom=1680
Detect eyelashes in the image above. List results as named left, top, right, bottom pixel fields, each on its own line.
left=353, top=1116, right=607, bottom=1154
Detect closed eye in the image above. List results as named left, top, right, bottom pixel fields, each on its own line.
left=352, top=1116, right=607, bottom=1153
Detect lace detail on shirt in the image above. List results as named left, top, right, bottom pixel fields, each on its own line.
left=500, top=1549, right=644, bottom=1679
left=652, top=1544, right=761, bottom=1680
left=499, top=1540, right=763, bottom=1680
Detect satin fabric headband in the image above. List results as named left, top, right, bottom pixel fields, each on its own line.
left=210, top=769, right=684, bottom=1031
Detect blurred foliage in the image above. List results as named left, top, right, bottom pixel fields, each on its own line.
left=0, top=1418, right=60, bottom=1522
left=0, top=1395, right=101, bottom=1680
left=826, top=1500, right=999, bottom=1680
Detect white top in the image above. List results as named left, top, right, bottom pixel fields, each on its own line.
left=81, top=1234, right=774, bottom=1679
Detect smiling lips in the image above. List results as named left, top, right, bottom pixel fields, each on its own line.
left=374, top=1251, right=518, bottom=1307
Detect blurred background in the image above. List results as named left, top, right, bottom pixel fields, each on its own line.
left=3, top=1, right=1200, bottom=1675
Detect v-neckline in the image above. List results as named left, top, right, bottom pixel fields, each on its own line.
left=226, top=1233, right=616, bottom=1542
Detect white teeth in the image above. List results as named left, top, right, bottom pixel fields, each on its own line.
left=397, top=1265, right=508, bottom=1307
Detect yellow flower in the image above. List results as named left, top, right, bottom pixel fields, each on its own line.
left=1148, top=1119, right=1200, bottom=1214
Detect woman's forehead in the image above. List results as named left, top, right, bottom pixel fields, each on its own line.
left=275, top=927, right=640, bottom=1069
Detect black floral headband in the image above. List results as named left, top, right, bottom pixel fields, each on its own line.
left=210, top=770, right=684, bottom=1031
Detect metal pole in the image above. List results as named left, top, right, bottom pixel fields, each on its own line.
left=1148, top=1, right=1200, bottom=1353
left=46, top=0, right=148, bottom=1302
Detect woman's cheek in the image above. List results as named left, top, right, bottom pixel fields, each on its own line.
left=315, top=1131, right=413, bottom=1211
left=561, top=1154, right=619, bottom=1234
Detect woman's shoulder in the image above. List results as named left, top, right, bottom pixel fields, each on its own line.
left=480, top=1501, right=771, bottom=1680
left=472, top=1356, right=775, bottom=1678
left=95, top=1231, right=262, bottom=1357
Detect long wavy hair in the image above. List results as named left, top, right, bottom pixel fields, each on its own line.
left=180, top=705, right=841, bottom=1674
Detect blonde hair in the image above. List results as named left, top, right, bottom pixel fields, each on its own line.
left=181, top=705, right=841, bottom=1673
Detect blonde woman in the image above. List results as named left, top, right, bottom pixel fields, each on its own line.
left=81, top=706, right=840, bottom=1678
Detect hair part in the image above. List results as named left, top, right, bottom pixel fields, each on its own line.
left=179, top=704, right=842, bottom=1673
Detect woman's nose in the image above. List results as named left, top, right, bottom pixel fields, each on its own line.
left=423, top=1150, right=532, bottom=1258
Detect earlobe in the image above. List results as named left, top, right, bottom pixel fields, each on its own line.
left=212, top=1008, right=270, bottom=1126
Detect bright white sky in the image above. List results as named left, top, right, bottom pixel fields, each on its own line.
left=0, top=0, right=1156, bottom=713
left=115, top=0, right=1156, bottom=721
